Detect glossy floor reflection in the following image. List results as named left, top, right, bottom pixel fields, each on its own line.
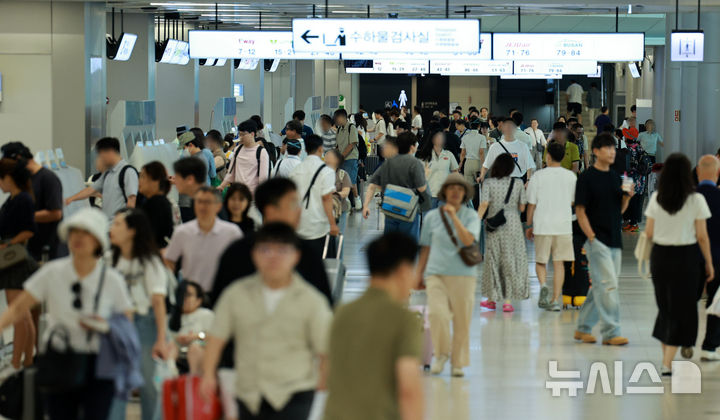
left=342, top=209, right=720, bottom=420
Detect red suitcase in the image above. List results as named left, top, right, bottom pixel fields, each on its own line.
left=163, top=375, right=222, bottom=420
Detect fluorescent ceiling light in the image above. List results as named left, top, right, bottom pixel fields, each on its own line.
left=331, top=11, right=366, bottom=14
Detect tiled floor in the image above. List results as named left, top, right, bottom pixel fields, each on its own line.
left=121, top=205, right=720, bottom=419
left=341, top=208, right=720, bottom=420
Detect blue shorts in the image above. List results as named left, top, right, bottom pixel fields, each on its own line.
left=341, top=159, right=359, bottom=186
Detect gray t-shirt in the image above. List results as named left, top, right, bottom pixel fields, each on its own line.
left=370, top=154, right=426, bottom=190
left=92, top=159, right=138, bottom=219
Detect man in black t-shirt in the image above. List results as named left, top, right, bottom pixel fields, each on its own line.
left=573, top=133, right=634, bottom=347
left=1, top=142, right=63, bottom=260
left=211, top=177, right=332, bottom=307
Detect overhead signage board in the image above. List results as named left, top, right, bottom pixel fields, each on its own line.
left=514, top=60, right=597, bottom=75
left=292, top=18, right=480, bottom=53
left=346, top=59, right=429, bottom=74
left=372, top=59, right=429, bottom=74
left=342, top=33, right=491, bottom=60
left=493, top=33, right=644, bottom=62
left=189, top=31, right=339, bottom=60
left=670, top=31, right=704, bottom=62
left=501, top=74, right=562, bottom=80
left=431, top=59, right=512, bottom=75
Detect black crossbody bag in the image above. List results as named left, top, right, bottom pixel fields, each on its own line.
left=36, top=265, right=107, bottom=393
left=485, top=178, right=516, bottom=233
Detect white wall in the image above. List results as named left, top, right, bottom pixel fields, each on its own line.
left=234, top=67, right=261, bottom=125
left=106, top=13, right=150, bottom=119
left=449, top=76, right=491, bottom=111
left=51, top=3, right=85, bottom=169
left=198, top=65, right=232, bottom=132
left=268, top=61, right=292, bottom=131
left=155, top=62, right=194, bottom=142
left=0, top=1, right=86, bottom=169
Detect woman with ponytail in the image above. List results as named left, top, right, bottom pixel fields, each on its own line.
left=138, top=161, right=174, bottom=249
left=0, top=157, right=37, bottom=377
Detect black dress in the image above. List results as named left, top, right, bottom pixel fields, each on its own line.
left=650, top=243, right=705, bottom=346
left=0, top=192, right=38, bottom=289
left=140, top=195, right=174, bottom=248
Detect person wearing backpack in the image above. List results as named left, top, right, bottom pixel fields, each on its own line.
left=334, top=109, right=362, bottom=209
left=218, top=120, right=270, bottom=194
left=290, top=134, right=340, bottom=261
left=66, top=137, right=138, bottom=219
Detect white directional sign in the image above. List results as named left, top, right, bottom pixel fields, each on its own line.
left=189, top=31, right=339, bottom=60
left=292, top=19, right=480, bottom=53
left=513, top=60, right=597, bottom=75
left=342, top=33, right=491, bottom=60
left=430, top=60, right=512, bottom=75
left=493, top=33, right=644, bottom=62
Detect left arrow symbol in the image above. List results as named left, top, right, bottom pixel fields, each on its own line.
left=301, top=30, right=319, bottom=44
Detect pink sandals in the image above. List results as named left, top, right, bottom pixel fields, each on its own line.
left=480, top=300, right=496, bottom=310
left=503, top=303, right=514, bottom=312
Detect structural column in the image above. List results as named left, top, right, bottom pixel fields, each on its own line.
left=663, top=12, right=720, bottom=163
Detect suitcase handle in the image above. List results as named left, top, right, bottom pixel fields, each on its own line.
left=322, top=234, right=344, bottom=259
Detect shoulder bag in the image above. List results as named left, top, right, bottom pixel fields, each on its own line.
left=634, top=231, right=653, bottom=280
left=0, top=243, right=29, bottom=270
left=36, top=264, right=107, bottom=393
left=485, top=178, right=516, bottom=233
left=439, top=208, right=483, bottom=266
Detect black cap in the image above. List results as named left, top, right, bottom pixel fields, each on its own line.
left=237, top=119, right=258, bottom=134
left=176, top=125, right=188, bottom=136
left=1, top=142, right=33, bottom=160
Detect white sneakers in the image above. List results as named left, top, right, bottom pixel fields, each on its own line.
left=701, top=350, right=720, bottom=361
left=430, top=355, right=448, bottom=375
left=354, top=197, right=362, bottom=210
left=431, top=355, right=465, bottom=377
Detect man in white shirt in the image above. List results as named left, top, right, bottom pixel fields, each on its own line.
left=525, top=118, right=547, bottom=169
left=620, top=105, right=638, bottom=130
left=164, top=187, right=243, bottom=292
left=480, top=117, right=536, bottom=182
left=525, top=142, right=577, bottom=311
left=566, top=80, right=584, bottom=119
left=290, top=134, right=340, bottom=260
left=501, top=112, right=533, bottom=152
left=411, top=106, right=423, bottom=136
left=274, top=139, right=302, bottom=178
left=457, top=119, right=487, bottom=185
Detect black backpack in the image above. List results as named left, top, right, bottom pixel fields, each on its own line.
left=611, top=144, right=631, bottom=174
left=100, top=164, right=138, bottom=203
left=226, top=144, right=272, bottom=178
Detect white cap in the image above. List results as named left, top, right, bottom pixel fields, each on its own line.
left=58, top=207, right=109, bottom=251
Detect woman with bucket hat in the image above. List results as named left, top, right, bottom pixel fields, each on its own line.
left=417, top=173, right=481, bottom=377
left=0, top=207, right=133, bottom=419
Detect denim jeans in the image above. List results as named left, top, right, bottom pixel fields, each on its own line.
left=384, top=212, right=421, bottom=240
left=108, top=313, right=161, bottom=420
left=341, top=159, right=359, bottom=186
left=576, top=240, right=623, bottom=340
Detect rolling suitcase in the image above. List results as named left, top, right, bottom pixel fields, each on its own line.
left=365, top=155, right=382, bottom=176
left=408, top=305, right=433, bottom=371
left=562, top=222, right=591, bottom=308
left=323, top=235, right=346, bottom=303
left=163, top=375, right=222, bottom=420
